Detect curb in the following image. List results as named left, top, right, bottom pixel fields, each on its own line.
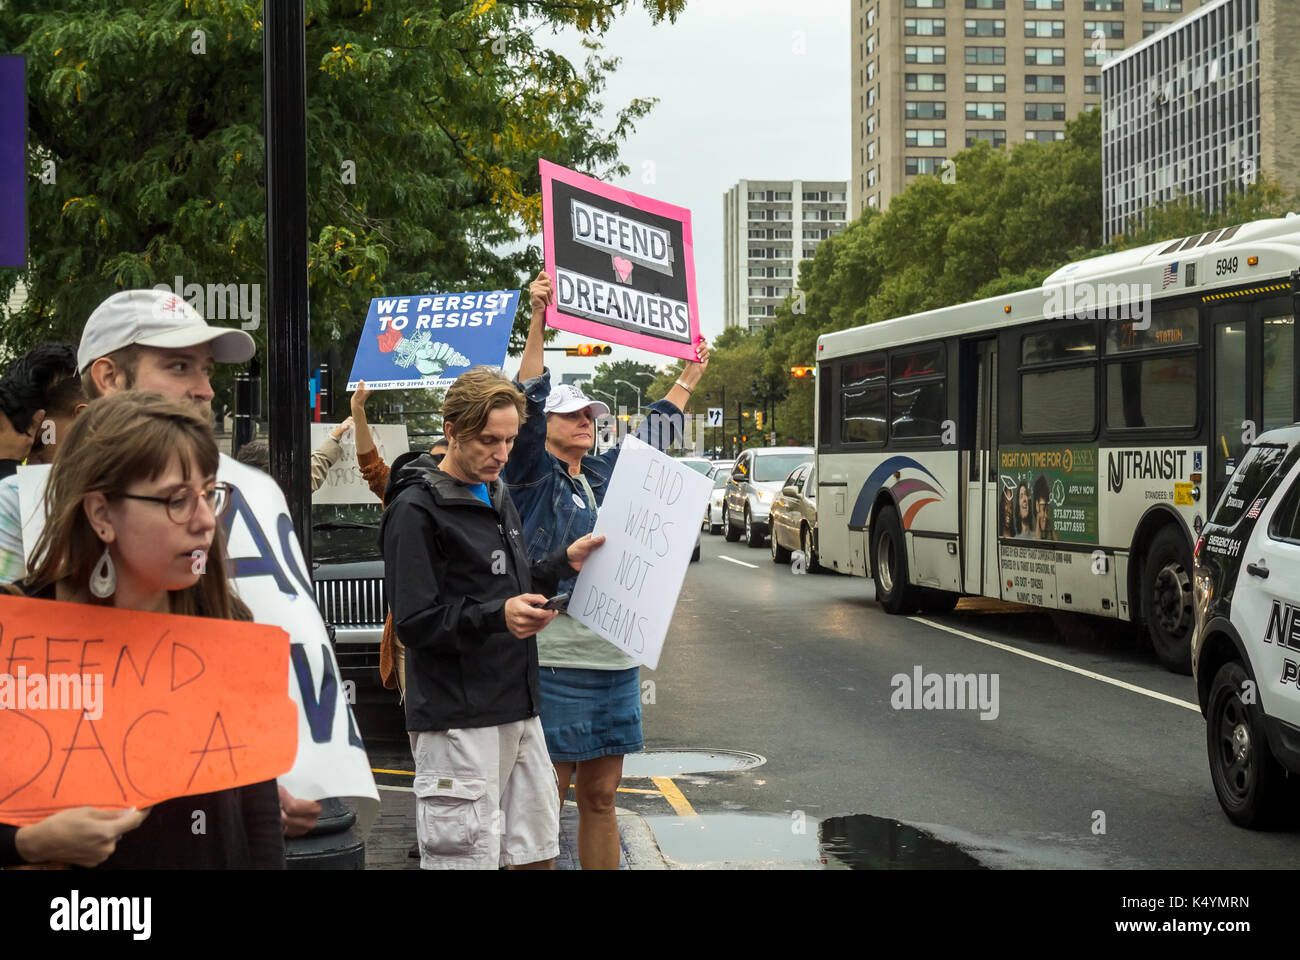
left=557, top=801, right=670, bottom=870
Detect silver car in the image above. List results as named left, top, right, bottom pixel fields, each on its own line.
left=769, top=461, right=820, bottom=570
left=702, top=461, right=735, bottom=534
left=722, top=447, right=814, bottom=548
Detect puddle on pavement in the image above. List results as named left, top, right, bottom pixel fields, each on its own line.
left=643, top=812, right=986, bottom=869
left=819, top=815, right=986, bottom=869
left=621, top=749, right=766, bottom=777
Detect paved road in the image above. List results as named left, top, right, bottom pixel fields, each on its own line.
left=634, top=529, right=1300, bottom=869
left=354, top=528, right=1300, bottom=869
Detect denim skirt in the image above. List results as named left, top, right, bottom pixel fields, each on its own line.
left=537, top=666, right=643, bottom=763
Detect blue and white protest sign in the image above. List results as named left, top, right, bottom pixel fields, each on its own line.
left=346, top=290, right=520, bottom=391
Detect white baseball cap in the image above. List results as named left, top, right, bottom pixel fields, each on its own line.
left=544, top=383, right=610, bottom=418
left=77, top=289, right=256, bottom=374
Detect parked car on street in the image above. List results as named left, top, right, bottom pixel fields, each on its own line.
left=769, top=461, right=819, bottom=570
left=723, top=446, right=814, bottom=548
left=311, top=502, right=391, bottom=707
left=703, top=468, right=729, bottom=534
left=677, top=456, right=713, bottom=476
left=1192, top=424, right=1300, bottom=827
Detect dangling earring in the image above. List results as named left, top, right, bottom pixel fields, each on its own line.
left=89, top=545, right=116, bottom=598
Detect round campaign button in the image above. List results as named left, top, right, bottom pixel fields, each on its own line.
left=572, top=493, right=587, bottom=510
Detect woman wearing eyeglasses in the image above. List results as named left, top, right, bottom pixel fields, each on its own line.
left=0, top=392, right=284, bottom=869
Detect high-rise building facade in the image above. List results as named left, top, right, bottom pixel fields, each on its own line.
left=850, top=0, right=1205, bottom=218
left=1103, top=0, right=1300, bottom=238
left=723, top=179, right=848, bottom=331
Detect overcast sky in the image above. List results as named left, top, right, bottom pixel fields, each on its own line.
left=533, top=0, right=849, bottom=384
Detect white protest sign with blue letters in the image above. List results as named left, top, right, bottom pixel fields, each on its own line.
left=17, top=457, right=380, bottom=829
left=568, top=436, right=712, bottom=669
left=346, top=289, right=520, bottom=391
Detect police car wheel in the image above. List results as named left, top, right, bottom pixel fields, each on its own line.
left=1206, top=660, right=1286, bottom=828
left=1143, top=526, right=1194, bottom=675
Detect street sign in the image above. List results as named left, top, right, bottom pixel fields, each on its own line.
left=706, top=407, right=723, bottom=427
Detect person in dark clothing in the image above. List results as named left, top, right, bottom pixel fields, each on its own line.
left=0, top=393, right=284, bottom=869
left=380, top=366, right=604, bottom=870
left=0, top=343, right=79, bottom=478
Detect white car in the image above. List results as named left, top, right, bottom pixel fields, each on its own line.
left=722, top=447, right=814, bottom=548
left=1193, top=424, right=1300, bottom=827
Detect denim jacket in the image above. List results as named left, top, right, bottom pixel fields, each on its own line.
left=505, top=368, right=683, bottom=595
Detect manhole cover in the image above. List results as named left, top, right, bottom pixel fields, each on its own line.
left=621, top=749, right=766, bottom=777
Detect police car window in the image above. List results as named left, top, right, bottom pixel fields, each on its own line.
left=1213, top=443, right=1289, bottom=526
left=1268, top=470, right=1300, bottom=544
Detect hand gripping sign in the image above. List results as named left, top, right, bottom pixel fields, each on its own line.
left=569, top=437, right=713, bottom=668
left=0, top=593, right=297, bottom=826
left=16, top=456, right=381, bottom=829
left=540, top=159, right=702, bottom=362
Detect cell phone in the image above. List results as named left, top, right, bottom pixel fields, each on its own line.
left=539, top=593, right=570, bottom=613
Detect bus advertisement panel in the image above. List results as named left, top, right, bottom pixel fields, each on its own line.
left=998, top=445, right=1099, bottom=544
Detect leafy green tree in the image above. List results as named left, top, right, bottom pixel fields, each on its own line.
left=587, top=357, right=662, bottom=414
left=0, top=0, right=686, bottom=420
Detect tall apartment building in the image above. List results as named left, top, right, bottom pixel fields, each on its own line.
left=850, top=0, right=1205, bottom=218
left=722, top=179, right=848, bottom=331
left=1103, top=0, right=1300, bottom=238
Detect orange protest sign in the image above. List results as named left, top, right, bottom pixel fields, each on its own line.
left=0, top=593, right=297, bottom=826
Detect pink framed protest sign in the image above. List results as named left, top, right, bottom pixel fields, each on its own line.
left=540, top=159, right=701, bottom=362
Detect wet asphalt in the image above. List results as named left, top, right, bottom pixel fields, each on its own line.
left=353, top=530, right=1300, bottom=869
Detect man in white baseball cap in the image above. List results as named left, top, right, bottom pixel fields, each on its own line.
left=79, top=289, right=256, bottom=424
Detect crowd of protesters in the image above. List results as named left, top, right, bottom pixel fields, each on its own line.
left=0, top=272, right=708, bottom=871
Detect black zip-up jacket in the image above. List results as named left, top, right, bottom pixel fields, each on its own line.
left=379, top=451, right=577, bottom=732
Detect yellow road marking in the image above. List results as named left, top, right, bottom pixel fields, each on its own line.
left=652, top=776, right=698, bottom=818
left=371, top=768, right=416, bottom=776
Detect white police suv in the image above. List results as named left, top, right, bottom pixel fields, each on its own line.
left=1192, top=424, right=1300, bottom=827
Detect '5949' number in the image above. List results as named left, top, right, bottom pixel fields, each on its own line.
left=1216, top=256, right=1239, bottom=276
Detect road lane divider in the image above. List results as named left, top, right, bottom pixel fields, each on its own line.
left=651, top=776, right=699, bottom=817
left=909, top=617, right=1200, bottom=712
left=717, top=556, right=759, bottom=569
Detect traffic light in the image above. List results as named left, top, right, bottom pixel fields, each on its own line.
left=741, top=435, right=748, bottom=444
left=565, top=343, right=612, bottom=357
left=790, top=366, right=814, bottom=378
left=755, top=411, right=764, bottom=430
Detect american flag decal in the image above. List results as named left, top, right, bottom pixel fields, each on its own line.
left=1247, top=498, right=1265, bottom=520
left=1162, top=262, right=1179, bottom=289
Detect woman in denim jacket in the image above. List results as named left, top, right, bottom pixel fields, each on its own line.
left=505, top=271, right=708, bottom=869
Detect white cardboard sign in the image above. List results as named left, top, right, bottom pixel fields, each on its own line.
left=569, top=435, right=712, bottom=669
left=17, top=456, right=380, bottom=829
left=310, top=422, right=409, bottom=505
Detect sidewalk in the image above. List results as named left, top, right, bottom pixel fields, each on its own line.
left=360, top=790, right=669, bottom=869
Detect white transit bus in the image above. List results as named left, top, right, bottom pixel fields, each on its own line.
left=815, top=215, right=1300, bottom=673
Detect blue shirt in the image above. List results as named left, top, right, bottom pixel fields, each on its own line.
left=467, top=482, right=491, bottom=507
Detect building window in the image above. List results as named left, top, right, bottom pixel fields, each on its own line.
left=966, top=73, right=1006, bottom=92
left=966, top=101, right=1006, bottom=120
left=867, top=168, right=876, bottom=187
left=1143, top=0, right=1180, bottom=10
left=905, top=0, right=946, bottom=6
left=905, top=157, right=947, bottom=175
left=1024, top=20, right=1064, bottom=38
left=905, top=45, right=947, bottom=63
left=906, top=129, right=948, bottom=147
left=905, top=18, right=946, bottom=35
left=1025, top=47, right=1065, bottom=65
left=1084, top=20, right=1124, bottom=38
left=867, top=195, right=878, bottom=208
left=867, top=61, right=876, bottom=80
left=966, top=46, right=1006, bottom=63
left=1084, top=0, right=1123, bottom=9
left=867, top=113, right=876, bottom=133
left=1025, top=129, right=1065, bottom=143
left=1084, top=48, right=1114, bottom=66
left=905, top=73, right=947, bottom=91
left=867, top=86, right=877, bottom=105
left=966, top=128, right=1007, bottom=147
left=1142, top=21, right=1162, bottom=36
left=1025, top=74, right=1065, bottom=93
left=965, top=18, right=1005, bottom=37
left=1024, top=0, right=1063, bottom=8
left=1084, top=74, right=1100, bottom=93
left=1025, top=102, right=1066, bottom=121
left=867, top=7, right=875, bottom=26
left=867, top=34, right=875, bottom=54
left=867, top=141, right=875, bottom=161
left=965, top=0, right=1004, bottom=7
left=906, top=100, right=947, bottom=119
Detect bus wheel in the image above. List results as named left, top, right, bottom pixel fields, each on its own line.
left=1143, top=526, right=1194, bottom=675
left=1207, top=660, right=1286, bottom=828
left=872, top=506, right=919, bottom=614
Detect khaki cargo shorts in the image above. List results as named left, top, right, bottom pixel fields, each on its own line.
left=408, top=716, right=560, bottom=869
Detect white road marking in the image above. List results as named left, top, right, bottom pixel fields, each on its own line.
left=718, top=555, right=759, bottom=569
left=909, top=616, right=1200, bottom=712
left=378, top=784, right=414, bottom=793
